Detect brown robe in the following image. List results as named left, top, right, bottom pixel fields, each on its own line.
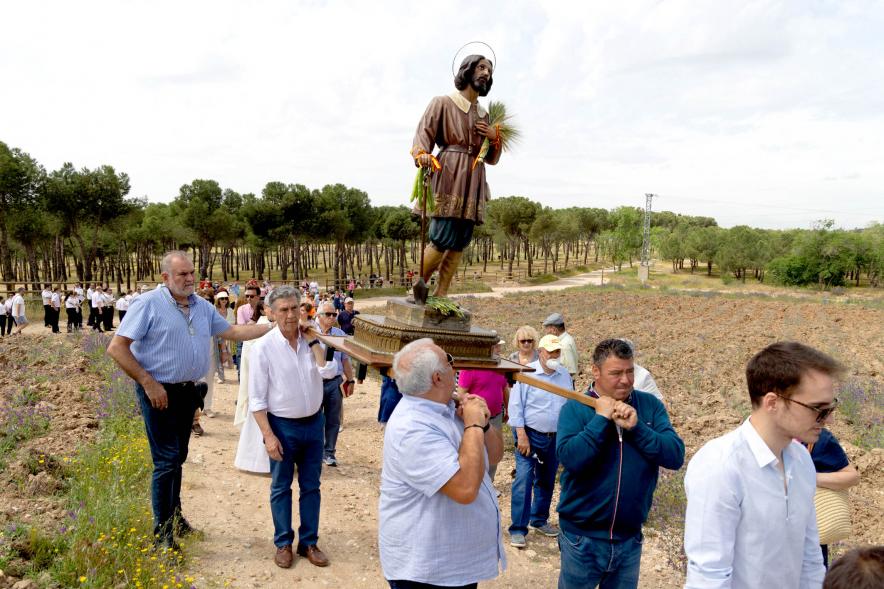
left=411, top=92, right=500, bottom=225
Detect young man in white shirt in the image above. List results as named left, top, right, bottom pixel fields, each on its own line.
left=684, top=341, right=840, bottom=589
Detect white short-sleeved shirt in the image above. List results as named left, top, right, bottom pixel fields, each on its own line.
left=91, top=291, right=104, bottom=308
left=11, top=294, right=25, bottom=316
left=50, top=292, right=60, bottom=308
left=41, top=289, right=52, bottom=305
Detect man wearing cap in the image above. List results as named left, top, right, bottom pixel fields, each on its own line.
left=542, top=313, right=580, bottom=378
left=556, top=339, right=684, bottom=588
left=507, top=334, right=573, bottom=548
left=336, top=297, right=359, bottom=336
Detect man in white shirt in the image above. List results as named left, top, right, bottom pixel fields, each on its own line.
left=49, top=286, right=61, bottom=333
left=542, top=313, right=580, bottom=379
left=115, top=291, right=130, bottom=323
left=11, top=287, right=27, bottom=335
left=91, top=286, right=105, bottom=332
left=41, top=285, right=52, bottom=328
left=684, top=341, right=839, bottom=589
left=249, top=285, right=336, bottom=570
left=619, top=339, right=662, bottom=401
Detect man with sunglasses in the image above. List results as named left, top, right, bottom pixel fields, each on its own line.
left=316, top=302, right=354, bottom=466
left=684, top=341, right=840, bottom=589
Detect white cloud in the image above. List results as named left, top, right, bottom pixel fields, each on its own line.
left=1, top=0, right=881, bottom=228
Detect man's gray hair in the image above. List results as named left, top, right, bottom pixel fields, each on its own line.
left=392, top=338, right=445, bottom=397
left=160, top=250, right=193, bottom=274
left=267, top=285, right=300, bottom=308
left=319, top=301, right=336, bottom=313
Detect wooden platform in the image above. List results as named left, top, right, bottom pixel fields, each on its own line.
left=316, top=333, right=598, bottom=409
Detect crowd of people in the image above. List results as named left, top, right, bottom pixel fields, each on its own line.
left=97, top=250, right=878, bottom=589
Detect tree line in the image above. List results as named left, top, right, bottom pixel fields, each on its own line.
left=1, top=140, right=880, bottom=292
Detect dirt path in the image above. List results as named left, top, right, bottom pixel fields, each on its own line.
left=181, top=372, right=681, bottom=588
left=352, top=267, right=616, bottom=309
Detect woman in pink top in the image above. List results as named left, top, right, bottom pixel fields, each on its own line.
left=457, top=340, right=510, bottom=483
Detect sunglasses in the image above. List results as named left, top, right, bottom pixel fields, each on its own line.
left=775, top=394, right=839, bottom=423
left=321, top=312, right=337, bottom=317
left=519, top=339, right=534, bottom=344
left=244, top=294, right=256, bottom=299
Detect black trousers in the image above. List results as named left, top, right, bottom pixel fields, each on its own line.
left=3, top=314, right=11, bottom=335
left=43, top=303, right=51, bottom=327
left=49, top=307, right=60, bottom=333
left=0, top=314, right=6, bottom=335
left=88, top=306, right=97, bottom=327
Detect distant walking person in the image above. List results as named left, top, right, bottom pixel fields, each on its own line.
left=3, top=296, right=14, bottom=335
left=41, top=285, right=52, bottom=328
left=49, top=286, right=61, bottom=333
left=64, top=291, right=79, bottom=333
left=90, top=285, right=104, bottom=331
left=0, top=296, right=6, bottom=335
left=11, top=288, right=27, bottom=335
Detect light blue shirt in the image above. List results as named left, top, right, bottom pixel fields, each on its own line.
left=319, top=326, right=349, bottom=378
left=507, top=360, right=572, bottom=433
left=379, top=395, right=506, bottom=585
left=116, top=287, right=231, bottom=383
left=684, top=418, right=825, bottom=589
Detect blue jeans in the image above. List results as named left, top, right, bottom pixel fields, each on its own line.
left=509, top=427, right=559, bottom=534
left=558, top=531, right=643, bottom=589
left=322, top=376, right=343, bottom=459
left=234, top=341, right=243, bottom=379
left=135, top=383, right=201, bottom=542
left=267, top=411, right=324, bottom=548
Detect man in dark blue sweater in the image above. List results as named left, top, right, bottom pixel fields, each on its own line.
left=556, top=339, right=684, bottom=589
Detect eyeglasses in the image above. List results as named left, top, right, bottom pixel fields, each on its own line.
left=322, top=312, right=337, bottom=317
left=446, top=352, right=455, bottom=367
left=244, top=294, right=256, bottom=299
left=775, top=394, right=839, bottom=423
left=519, top=339, right=534, bottom=344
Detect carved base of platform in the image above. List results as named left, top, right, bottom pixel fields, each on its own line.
left=384, top=297, right=473, bottom=332
left=350, top=314, right=499, bottom=365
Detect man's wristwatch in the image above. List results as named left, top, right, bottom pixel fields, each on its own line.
left=465, top=422, right=490, bottom=433
left=308, top=339, right=320, bottom=347
left=345, top=379, right=355, bottom=385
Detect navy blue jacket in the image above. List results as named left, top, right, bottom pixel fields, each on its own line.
left=556, top=389, right=685, bottom=540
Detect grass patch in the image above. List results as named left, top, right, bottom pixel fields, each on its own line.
left=526, top=274, right=558, bottom=285
left=0, top=388, right=51, bottom=471
left=1, top=332, right=195, bottom=587
left=838, top=378, right=884, bottom=449
left=646, top=468, right=688, bottom=573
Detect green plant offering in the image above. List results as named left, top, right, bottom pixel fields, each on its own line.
left=473, top=100, right=521, bottom=169
left=426, top=296, right=465, bottom=319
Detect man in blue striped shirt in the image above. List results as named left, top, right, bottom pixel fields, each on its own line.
left=107, top=251, right=275, bottom=552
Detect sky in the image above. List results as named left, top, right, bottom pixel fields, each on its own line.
left=2, top=0, right=882, bottom=230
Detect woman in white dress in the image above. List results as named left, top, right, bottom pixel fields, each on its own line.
left=233, top=311, right=271, bottom=473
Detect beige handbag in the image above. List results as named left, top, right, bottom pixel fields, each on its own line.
left=808, top=443, right=852, bottom=545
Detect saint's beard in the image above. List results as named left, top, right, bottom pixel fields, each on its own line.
left=471, top=77, right=490, bottom=97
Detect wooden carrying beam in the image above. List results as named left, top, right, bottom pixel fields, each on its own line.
left=513, top=373, right=597, bottom=409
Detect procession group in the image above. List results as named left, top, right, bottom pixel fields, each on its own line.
left=102, top=250, right=881, bottom=589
